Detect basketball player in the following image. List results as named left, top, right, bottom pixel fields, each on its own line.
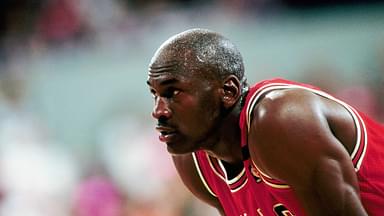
left=146, top=28, right=384, bottom=216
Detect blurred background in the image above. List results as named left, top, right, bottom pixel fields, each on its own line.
left=0, top=0, right=383, bottom=215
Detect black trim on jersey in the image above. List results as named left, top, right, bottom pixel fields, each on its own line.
left=242, top=144, right=250, bottom=160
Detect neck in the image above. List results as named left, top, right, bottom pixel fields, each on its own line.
left=203, top=100, right=244, bottom=164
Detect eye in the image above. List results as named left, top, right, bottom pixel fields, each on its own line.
left=164, top=88, right=181, bottom=99
left=150, top=89, right=157, bottom=99
left=173, top=89, right=180, bottom=96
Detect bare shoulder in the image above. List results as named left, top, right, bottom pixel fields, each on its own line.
left=248, top=88, right=356, bottom=185
left=254, top=88, right=320, bottom=121
left=253, top=88, right=356, bottom=153
left=172, top=154, right=224, bottom=214
left=247, top=88, right=367, bottom=215
left=251, top=88, right=324, bottom=137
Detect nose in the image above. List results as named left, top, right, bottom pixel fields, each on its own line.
left=152, top=97, right=171, bottom=120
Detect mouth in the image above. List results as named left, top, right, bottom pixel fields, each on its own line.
left=156, top=126, right=179, bottom=143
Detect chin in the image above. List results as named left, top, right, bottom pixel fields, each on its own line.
left=166, top=142, right=197, bottom=155
left=167, top=146, right=190, bottom=155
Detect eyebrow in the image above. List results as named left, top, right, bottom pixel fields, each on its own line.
left=146, top=77, right=178, bottom=87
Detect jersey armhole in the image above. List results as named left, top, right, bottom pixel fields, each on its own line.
left=192, top=152, right=217, bottom=198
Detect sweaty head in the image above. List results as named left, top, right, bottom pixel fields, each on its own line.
left=149, top=28, right=246, bottom=86
left=147, top=29, right=247, bottom=154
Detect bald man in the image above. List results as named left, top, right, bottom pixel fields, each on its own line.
left=146, top=28, right=384, bottom=216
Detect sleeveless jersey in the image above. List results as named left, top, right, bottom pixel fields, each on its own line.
left=192, top=78, right=384, bottom=216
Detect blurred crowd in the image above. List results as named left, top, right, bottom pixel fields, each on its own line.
left=0, top=0, right=384, bottom=215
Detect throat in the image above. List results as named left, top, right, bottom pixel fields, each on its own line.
left=221, top=160, right=244, bottom=179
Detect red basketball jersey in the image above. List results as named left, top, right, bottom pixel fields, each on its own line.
left=192, top=78, right=384, bottom=216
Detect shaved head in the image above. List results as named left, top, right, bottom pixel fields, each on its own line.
left=149, top=28, right=247, bottom=91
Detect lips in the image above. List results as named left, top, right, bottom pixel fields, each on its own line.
left=155, top=126, right=178, bottom=143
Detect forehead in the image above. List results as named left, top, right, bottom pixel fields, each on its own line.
left=147, top=41, right=215, bottom=87
left=147, top=61, right=192, bottom=87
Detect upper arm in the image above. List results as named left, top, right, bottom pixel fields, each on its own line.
left=172, top=154, right=224, bottom=215
left=248, top=89, right=367, bottom=216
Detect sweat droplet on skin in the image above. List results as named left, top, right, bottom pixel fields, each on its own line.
left=196, top=55, right=205, bottom=63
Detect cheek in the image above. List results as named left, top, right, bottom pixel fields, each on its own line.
left=201, top=99, right=221, bottom=120
left=175, top=96, right=215, bottom=130
left=201, top=89, right=221, bottom=113
left=195, top=93, right=222, bottom=128
left=175, top=88, right=222, bottom=131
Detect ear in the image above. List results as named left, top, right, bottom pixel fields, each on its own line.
left=221, top=75, right=241, bottom=108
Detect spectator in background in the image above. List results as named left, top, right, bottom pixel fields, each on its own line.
left=35, top=0, right=90, bottom=46
left=72, top=163, right=126, bottom=216
left=0, top=73, right=79, bottom=216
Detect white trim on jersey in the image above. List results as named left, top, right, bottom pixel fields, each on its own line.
left=217, top=159, right=248, bottom=193
left=204, top=152, right=248, bottom=193
left=192, top=152, right=217, bottom=197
